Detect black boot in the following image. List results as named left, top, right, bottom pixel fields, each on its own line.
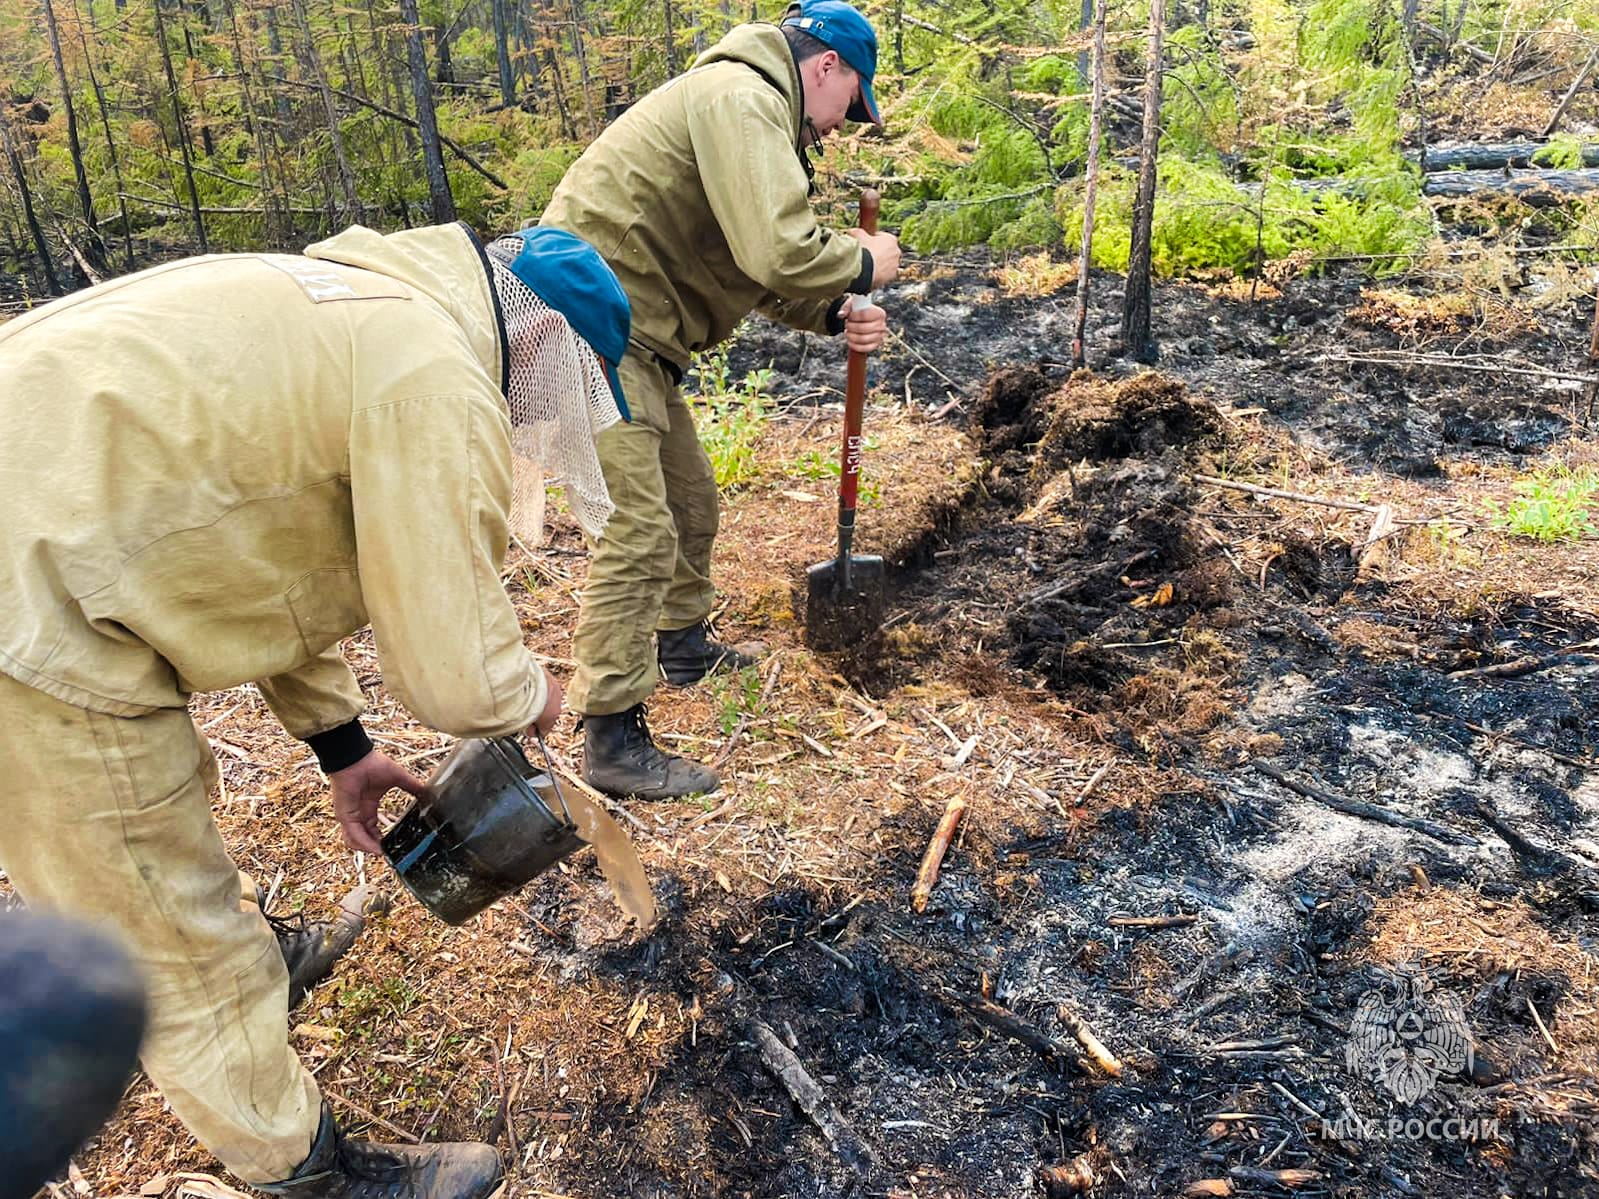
left=256, top=1103, right=502, bottom=1199
left=581, top=704, right=719, bottom=801
left=254, top=885, right=389, bottom=1010
left=657, top=620, right=766, bottom=686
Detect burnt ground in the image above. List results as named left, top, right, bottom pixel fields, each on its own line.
left=33, top=252, right=1599, bottom=1199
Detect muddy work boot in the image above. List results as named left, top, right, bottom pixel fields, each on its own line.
left=252, top=885, right=389, bottom=1010
left=256, top=1103, right=502, bottom=1199
left=581, top=704, right=719, bottom=801
left=656, top=619, right=766, bottom=686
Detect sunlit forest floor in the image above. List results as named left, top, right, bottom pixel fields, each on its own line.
left=41, top=253, right=1599, bottom=1197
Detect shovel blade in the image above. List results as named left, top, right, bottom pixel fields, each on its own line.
left=805, top=555, right=886, bottom=651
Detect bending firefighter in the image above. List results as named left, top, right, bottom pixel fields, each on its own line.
left=0, top=223, right=629, bottom=1199
left=542, top=0, right=901, bottom=800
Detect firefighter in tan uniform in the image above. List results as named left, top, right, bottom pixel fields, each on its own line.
left=542, top=0, right=900, bottom=800
left=0, top=223, right=629, bottom=1199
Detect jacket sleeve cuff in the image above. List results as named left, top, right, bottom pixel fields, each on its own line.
left=304, top=718, right=374, bottom=775
left=849, top=247, right=874, bottom=297
left=825, top=298, right=848, bottom=335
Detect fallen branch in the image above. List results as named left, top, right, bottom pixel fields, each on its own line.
left=1319, top=349, right=1599, bottom=385
left=911, top=794, right=968, bottom=913
left=959, top=995, right=1084, bottom=1070
left=1171, top=941, right=1252, bottom=1000
left=1056, top=1000, right=1123, bottom=1076
left=324, top=1088, right=420, bottom=1143
left=1446, top=653, right=1577, bottom=680
left=1108, top=913, right=1198, bottom=930
left=1356, top=502, right=1396, bottom=578
left=1544, top=44, right=1599, bottom=138
left=1252, top=759, right=1479, bottom=846
left=1191, top=474, right=1379, bottom=514
left=749, top=1019, right=875, bottom=1173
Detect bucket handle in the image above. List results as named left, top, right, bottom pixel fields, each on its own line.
left=531, top=729, right=575, bottom=828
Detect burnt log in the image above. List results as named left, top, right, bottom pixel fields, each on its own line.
left=1423, top=168, right=1599, bottom=199
left=1414, top=141, right=1599, bottom=171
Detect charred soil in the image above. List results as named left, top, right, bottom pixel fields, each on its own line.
left=48, top=255, right=1599, bottom=1199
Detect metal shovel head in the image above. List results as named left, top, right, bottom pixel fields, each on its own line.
left=805, top=554, right=886, bottom=651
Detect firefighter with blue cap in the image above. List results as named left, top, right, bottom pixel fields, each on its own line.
left=543, top=0, right=903, bottom=803
left=0, top=220, right=629, bottom=1199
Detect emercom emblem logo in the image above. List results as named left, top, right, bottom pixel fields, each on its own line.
left=1346, top=970, right=1475, bottom=1103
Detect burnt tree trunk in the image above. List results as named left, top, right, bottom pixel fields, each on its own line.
left=70, top=0, right=134, bottom=268
left=492, top=0, right=516, bottom=106
left=568, top=0, right=597, bottom=135
left=1072, top=0, right=1106, bottom=369
left=397, top=0, right=454, bottom=222
left=662, top=0, right=678, bottom=73
left=151, top=0, right=209, bottom=251
left=290, top=0, right=363, bottom=223
left=0, top=110, right=63, bottom=295
left=1121, top=0, right=1163, bottom=364
left=41, top=0, right=106, bottom=270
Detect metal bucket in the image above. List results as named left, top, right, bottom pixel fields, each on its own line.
left=380, top=735, right=584, bottom=926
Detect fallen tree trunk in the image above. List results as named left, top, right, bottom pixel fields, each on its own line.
left=1423, top=168, right=1599, bottom=199
left=1412, top=141, right=1599, bottom=171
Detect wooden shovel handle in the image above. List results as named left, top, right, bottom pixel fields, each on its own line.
left=839, top=188, right=881, bottom=522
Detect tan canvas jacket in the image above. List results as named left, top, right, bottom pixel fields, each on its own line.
left=541, top=22, right=872, bottom=369
left=0, top=223, right=546, bottom=742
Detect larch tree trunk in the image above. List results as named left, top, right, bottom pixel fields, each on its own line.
left=41, top=0, right=106, bottom=270
left=0, top=110, right=63, bottom=294
left=1072, top=0, right=1106, bottom=369
left=397, top=0, right=454, bottom=222
left=70, top=0, right=134, bottom=268
left=568, top=0, right=597, bottom=135
left=1121, top=0, right=1164, bottom=364
left=492, top=0, right=516, bottom=106
left=151, top=0, right=209, bottom=251
left=224, top=0, right=286, bottom=246
left=290, top=0, right=363, bottom=223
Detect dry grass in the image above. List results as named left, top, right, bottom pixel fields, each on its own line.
left=1364, top=888, right=1599, bottom=1078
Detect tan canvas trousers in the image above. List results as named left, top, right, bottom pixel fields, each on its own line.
left=0, top=671, right=321, bottom=1184
left=569, top=348, right=720, bottom=715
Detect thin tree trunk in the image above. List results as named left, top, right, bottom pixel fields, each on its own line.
left=568, top=0, right=597, bottom=135
left=1543, top=44, right=1599, bottom=139
left=1072, top=0, right=1106, bottom=369
left=0, top=111, right=63, bottom=294
left=396, top=0, right=454, bottom=222
left=151, top=0, right=209, bottom=251
left=225, top=0, right=285, bottom=245
left=434, top=17, right=454, bottom=86
left=70, top=0, right=133, bottom=268
left=181, top=20, right=217, bottom=157
left=544, top=39, right=575, bottom=138
left=492, top=0, right=516, bottom=105
left=263, top=4, right=294, bottom=124
left=1077, top=0, right=1091, bottom=85
left=1121, top=0, right=1163, bottom=364
left=662, top=0, right=677, bottom=74
left=41, top=0, right=106, bottom=270
left=289, top=0, right=363, bottom=222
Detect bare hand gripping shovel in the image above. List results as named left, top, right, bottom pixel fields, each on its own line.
left=805, top=189, right=887, bottom=652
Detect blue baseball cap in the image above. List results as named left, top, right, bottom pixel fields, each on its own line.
left=500, top=227, right=631, bottom=422
left=781, top=0, right=881, bottom=125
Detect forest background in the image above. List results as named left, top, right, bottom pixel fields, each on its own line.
left=1, top=0, right=1598, bottom=305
